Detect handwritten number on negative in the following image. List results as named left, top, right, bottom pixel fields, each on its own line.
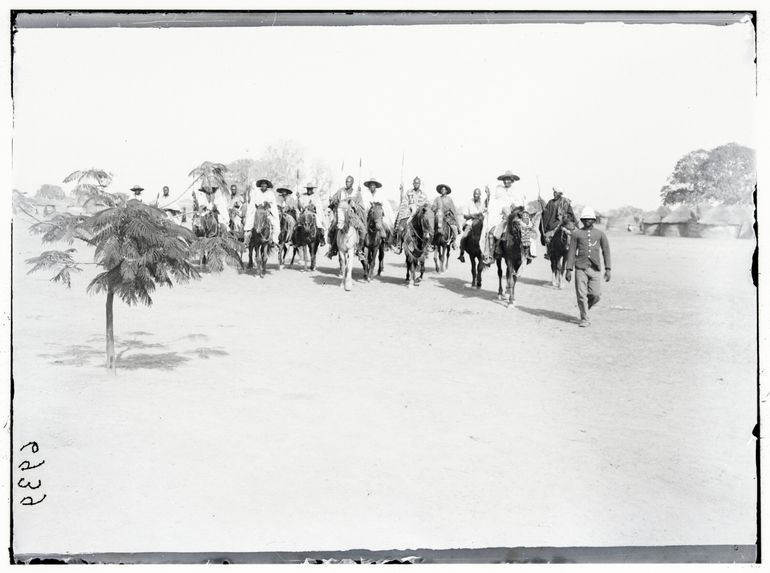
left=20, top=495, right=47, bottom=506
left=18, top=477, right=42, bottom=490
left=18, top=460, right=45, bottom=471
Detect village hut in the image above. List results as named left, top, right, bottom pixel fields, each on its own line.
left=640, top=206, right=671, bottom=236
left=690, top=204, right=742, bottom=239
left=659, top=205, right=696, bottom=237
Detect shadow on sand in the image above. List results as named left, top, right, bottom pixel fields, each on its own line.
left=40, top=332, right=230, bottom=371
left=516, top=306, right=579, bottom=325
left=433, top=276, right=500, bottom=301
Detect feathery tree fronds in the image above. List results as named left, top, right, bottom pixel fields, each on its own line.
left=85, top=200, right=200, bottom=308
left=190, top=234, right=244, bottom=272
left=12, top=190, right=38, bottom=217
left=29, top=212, right=92, bottom=244
left=188, top=161, right=229, bottom=192
left=64, top=168, right=113, bottom=187
left=25, top=249, right=82, bottom=288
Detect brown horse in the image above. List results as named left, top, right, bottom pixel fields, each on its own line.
left=432, top=203, right=454, bottom=274
left=247, top=205, right=273, bottom=278
left=462, top=216, right=485, bottom=289
left=404, top=205, right=435, bottom=288
left=290, top=205, right=322, bottom=272
left=277, top=207, right=297, bottom=270
left=548, top=215, right=576, bottom=289
left=363, top=203, right=387, bottom=281
left=495, top=206, right=529, bottom=307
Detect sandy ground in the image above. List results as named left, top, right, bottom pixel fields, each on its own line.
left=11, top=223, right=757, bottom=554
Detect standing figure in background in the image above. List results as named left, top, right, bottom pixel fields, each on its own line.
left=391, top=176, right=429, bottom=255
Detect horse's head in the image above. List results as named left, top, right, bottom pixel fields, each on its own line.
left=419, top=204, right=435, bottom=245
left=253, top=204, right=272, bottom=239
left=337, top=203, right=350, bottom=231
left=298, top=207, right=317, bottom=236
left=434, top=204, right=446, bottom=237
left=367, top=203, right=385, bottom=234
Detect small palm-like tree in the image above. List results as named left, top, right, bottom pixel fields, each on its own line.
left=64, top=168, right=115, bottom=208
left=188, top=161, right=229, bottom=193
left=27, top=195, right=199, bottom=372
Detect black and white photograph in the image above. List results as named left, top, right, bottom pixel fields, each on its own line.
left=5, top=3, right=765, bottom=566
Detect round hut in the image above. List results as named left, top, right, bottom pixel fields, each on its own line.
left=659, top=205, right=696, bottom=237
left=641, top=206, right=671, bottom=236
left=693, top=204, right=742, bottom=239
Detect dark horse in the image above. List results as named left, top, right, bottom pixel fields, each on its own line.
left=548, top=215, right=576, bottom=289
left=277, top=207, right=297, bottom=270
left=191, top=209, right=220, bottom=265
left=247, top=205, right=274, bottom=278
left=362, top=203, right=387, bottom=281
left=463, top=216, right=485, bottom=289
left=404, top=205, right=435, bottom=288
left=495, top=206, right=529, bottom=307
left=432, top=203, right=454, bottom=274
left=290, top=205, right=323, bottom=272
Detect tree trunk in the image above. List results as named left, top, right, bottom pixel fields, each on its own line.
left=105, top=288, right=116, bottom=372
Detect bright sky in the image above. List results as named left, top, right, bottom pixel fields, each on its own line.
left=12, top=21, right=756, bottom=211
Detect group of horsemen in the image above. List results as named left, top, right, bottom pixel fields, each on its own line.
left=145, top=169, right=578, bottom=265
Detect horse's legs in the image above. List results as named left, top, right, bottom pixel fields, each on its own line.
left=550, top=255, right=559, bottom=287
left=444, top=244, right=449, bottom=272
left=405, top=255, right=410, bottom=283
left=377, top=242, right=384, bottom=276
left=310, top=240, right=318, bottom=271
left=476, top=256, right=482, bottom=289
left=506, top=262, right=514, bottom=306
left=434, top=247, right=440, bottom=273
left=344, top=252, right=353, bottom=291
left=470, top=254, right=477, bottom=287
left=497, top=258, right=504, bottom=299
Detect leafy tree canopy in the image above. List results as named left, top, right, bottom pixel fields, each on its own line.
left=660, top=143, right=755, bottom=206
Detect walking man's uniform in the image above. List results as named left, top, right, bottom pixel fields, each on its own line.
left=298, top=183, right=328, bottom=244
left=539, top=186, right=576, bottom=259
left=432, top=184, right=460, bottom=248
left=565, top=206, right=611, bottom=327
left=244, top=179, right=280, bottom=246
left=326, top=176, right=367, bottom=257
left=392, top=177, right=429, bottom=254
left=360, top=178, right=395, bottom=240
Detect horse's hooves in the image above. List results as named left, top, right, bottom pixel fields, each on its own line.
left=497, top=294, right=504, bottom=300
left=476, top=284, right=482, bottom=290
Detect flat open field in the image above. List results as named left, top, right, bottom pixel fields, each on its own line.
left=11, top=224, right=757, bottom=554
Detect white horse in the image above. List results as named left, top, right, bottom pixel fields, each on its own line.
left=336, top=205, right=358, bottom=291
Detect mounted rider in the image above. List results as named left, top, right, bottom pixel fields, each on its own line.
left=192, top=185, right=230, bottom=231
left=432, top=184, right=459, bottom=249
left=297, top=182, right=327, bottom=246
left=457, top=187, right=488, bottom=263
left=391, top=176, right=429, bottom=255
left=360, top=177, right=395, bottom=242
left=244, top=178, right=280, bottom=247
left=539, top=186, right=577, bottom=260
left=276, top=187, right=298, bottom=247
left=326, top=175, right=368, bottom=258
left=482, top=170, right=536, bottom=265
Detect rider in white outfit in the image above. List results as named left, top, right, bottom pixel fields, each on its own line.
left=193, top=185, right=230, bottom=228
left=360, top=177, right=395, bottom=238
left=244, top=179, right=280, bottom=246
left=482, top=170, right=536, bottom=262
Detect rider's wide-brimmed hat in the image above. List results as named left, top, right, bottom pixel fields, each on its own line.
left=255, top=179, right=273, bottom=188
left=436, top=184, right=451, bottom=194
left=199, top=186, right=218, bottom=194
left=130, top=185, right=144, bottom=194
left=580, top=206, right=597, bottom=220
left=305, top=182, right=317, bottom=189
left=276, top=187, right=293, bottom=195
left=497, top=170, right=520, bottom=182
left=364, top=178, right=382, bottom=189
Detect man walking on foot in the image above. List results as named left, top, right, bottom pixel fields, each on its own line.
left=565, top=206, right=611, bottom=327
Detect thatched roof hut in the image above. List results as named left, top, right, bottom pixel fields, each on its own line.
left=659, top=205, right=696, bottom=237
left=640, top=206, right=671, bottom=235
